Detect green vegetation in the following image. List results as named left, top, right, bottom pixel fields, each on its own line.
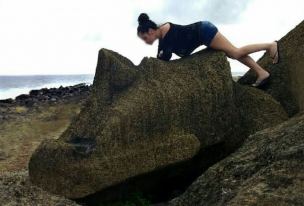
left=96, top=192, right=152, bottom=206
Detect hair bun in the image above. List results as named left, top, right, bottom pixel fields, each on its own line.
left=138, top=13, right=150, bottom=26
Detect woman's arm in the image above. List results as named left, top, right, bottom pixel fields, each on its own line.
left=157, top=39, right=172, bottom=61
left=159, top=49, right=172, bottom=61
left=158, top=50, right=163, bottom=58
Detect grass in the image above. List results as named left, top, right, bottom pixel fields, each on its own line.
left=95, top=192, right=152, bottom=206
left=14, top=106, right=28, bottom=113
left=0, top=100, right=83, bottom=174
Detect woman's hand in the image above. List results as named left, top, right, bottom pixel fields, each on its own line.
left=158, top=50, right=163, bottom=57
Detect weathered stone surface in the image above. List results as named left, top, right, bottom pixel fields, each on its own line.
left=238, top=19, right=304, bottom=117
left=28, top=47, right=288, bottom=202
left=232, top=81, right=288, bottom=136
left=155, top=112, right=304, bottom=206
left=0, top=169, right=80, bottom=206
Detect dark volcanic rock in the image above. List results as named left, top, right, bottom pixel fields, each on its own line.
left=28, top=47, right=287, bottom=203
left=238, top=19, right=304, bottom=117
left=29, top=89, right=43, bottom=96
left=156, top=112, right=304, bottom=206
left=0, top=98, right=14, bottom=104
left=15, top=94, right=31, bottom=101
left=0, top=83, right=91, bottom=109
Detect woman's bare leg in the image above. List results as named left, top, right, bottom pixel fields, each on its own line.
left=208, top=31, right=278, bottom=85
left=237, top=55, right=270, bottom=84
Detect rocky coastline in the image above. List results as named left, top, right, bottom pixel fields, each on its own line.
left=0, top=83, right=91, bottom=121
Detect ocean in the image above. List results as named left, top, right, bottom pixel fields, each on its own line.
left=0, top=72, right=245, bottom=100
left=0, top=74, right=95, bottom=100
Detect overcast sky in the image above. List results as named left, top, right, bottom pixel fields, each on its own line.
left=0, top=0, right=304, bottom=75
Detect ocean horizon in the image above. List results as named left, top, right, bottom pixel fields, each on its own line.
left=0, top=74, right=94, bottom=100
left=0, top=72, right=245, bottom=100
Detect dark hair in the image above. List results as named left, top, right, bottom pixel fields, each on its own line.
left=137, top=13, right=159, bottom=35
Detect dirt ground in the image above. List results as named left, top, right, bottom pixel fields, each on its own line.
left=0, top=100, right=83, bottom=174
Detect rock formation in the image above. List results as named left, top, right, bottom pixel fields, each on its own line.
left=155, top=111, right=304, bottom=206
left=238, top=19, right=304, bottom=117
left=155, top=18, right=304, bottom=206
left=28, top=46, right=288, bottom=204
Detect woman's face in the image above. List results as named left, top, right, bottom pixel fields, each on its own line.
left=138, top=28, right=157, bottom=45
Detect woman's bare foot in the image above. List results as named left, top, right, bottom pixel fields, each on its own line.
left=268, top=41, right=279, bottom=64
left=251, top=71, right=270, bottom=87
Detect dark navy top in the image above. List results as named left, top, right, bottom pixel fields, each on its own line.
left=157, top=21, right=203, bottom=61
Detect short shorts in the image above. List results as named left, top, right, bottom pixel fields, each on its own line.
left=200, top=21, right=218, bottom=47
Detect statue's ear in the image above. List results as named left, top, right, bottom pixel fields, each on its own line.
left=91, top=48, right=139, bottom=101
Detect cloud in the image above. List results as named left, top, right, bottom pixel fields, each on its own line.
left=0, top=0, right=304, bottom=75
left=141, top=0, right=253, bottom=25
left=83, top=33, right=102, bottom=42
left=200, top=0, right=253, bottom=24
